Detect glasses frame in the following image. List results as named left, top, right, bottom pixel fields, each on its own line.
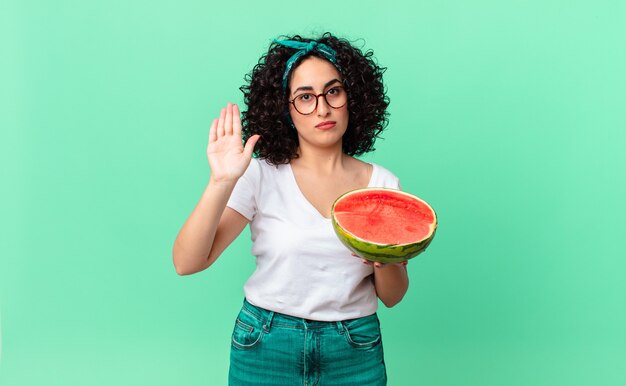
left=288, top=86, right=348, bottom=115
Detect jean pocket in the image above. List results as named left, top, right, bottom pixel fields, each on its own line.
left=231, top=309, right=264, bottom=350
left=342, top=314, right=382, bottom=350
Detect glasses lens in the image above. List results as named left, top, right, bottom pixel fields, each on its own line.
left=294, top=94, right=316, bottom=115
left=325, top=87, right=347, bottom=109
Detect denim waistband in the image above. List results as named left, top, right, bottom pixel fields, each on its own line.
left=242, top=298, right=356, bottom=333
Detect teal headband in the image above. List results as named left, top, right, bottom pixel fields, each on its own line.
left=272, top=39, right=339, bottom=90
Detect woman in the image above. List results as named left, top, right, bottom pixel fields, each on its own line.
left=173, top=33, right=408, bottom=385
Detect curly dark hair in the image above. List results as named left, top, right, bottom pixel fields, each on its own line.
left=239, top=32, right=390, bottom=165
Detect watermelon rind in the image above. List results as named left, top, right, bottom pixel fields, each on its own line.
left=331, top=188, right=437, bottom=264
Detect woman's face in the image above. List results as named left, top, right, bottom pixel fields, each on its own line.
left=288, top=56, right=349, bottom=151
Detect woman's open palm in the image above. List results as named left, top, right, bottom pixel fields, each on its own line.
left=207, top=103, right=260, bottom=183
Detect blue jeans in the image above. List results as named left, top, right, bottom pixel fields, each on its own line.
left=229, top=299, right=387, bottom=386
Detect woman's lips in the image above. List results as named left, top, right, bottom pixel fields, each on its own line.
left=315, top=121, right=336, bottom=130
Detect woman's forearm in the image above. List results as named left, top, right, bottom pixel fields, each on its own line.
left=172, top=178, right=236, bottom=275
left=373, top=263, right=409, bottom=307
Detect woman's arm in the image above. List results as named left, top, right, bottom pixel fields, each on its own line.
left=172, top=103, right=259, bottom=275
left=372, top=262, right=409, bottom=307
left=172, top=183, right=248, bottom=275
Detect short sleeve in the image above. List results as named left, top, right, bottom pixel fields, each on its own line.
left=226, top=159, right=260, bottom=221
left=371, top=163, right=401, bottom=190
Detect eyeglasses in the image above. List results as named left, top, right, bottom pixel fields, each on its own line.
left=289, top=86, right=348, bottom=115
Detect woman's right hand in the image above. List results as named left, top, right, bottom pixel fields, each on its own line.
left=207, top=103, right=260, bottom=183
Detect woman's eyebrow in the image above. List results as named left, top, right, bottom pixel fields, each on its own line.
left=293, top=78, right=342, bottom=94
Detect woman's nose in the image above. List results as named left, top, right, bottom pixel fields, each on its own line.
left=316, top=95, right=330, bottom=117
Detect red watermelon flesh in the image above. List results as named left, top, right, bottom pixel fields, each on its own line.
left=333, top=190, right=436, bottom=245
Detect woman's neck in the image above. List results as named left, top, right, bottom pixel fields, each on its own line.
left=293, top=143, right=347, bottom=174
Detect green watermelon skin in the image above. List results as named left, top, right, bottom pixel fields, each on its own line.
left=331, top=188, right=437, bottom=264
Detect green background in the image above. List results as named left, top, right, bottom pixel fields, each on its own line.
left=1, top=0, right=625, bottom=385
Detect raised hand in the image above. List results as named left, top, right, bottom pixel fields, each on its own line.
left=207, top=103, right=260, bottom=183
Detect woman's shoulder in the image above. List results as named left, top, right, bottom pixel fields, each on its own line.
left=245, top=158, right=291, bottom=182
left=368, top=162, right=396, bottom=176
left=251, top=157, right=290, bottom=172
left=235, top=158, right=288, bottom=196
left=367, top=162, right=401, bottom=189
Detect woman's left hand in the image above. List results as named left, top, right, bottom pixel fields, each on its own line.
left=352, top=253, right=408, bottom=269
left=362, top=259, right=408, bottom=269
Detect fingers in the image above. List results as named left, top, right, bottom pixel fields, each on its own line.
left=224, top=102, right=233, bottom=135
left=360, top=259, right=382, bottom=268
left=214, top=103, right=241, bottom=138
left=209, top=118, right=218, bottom=143
left=243, top=134, right=260, bottom=158
left=217, top=107, right=226, bottom=138
left=359, top=257, right=408, bottom=268
left=233, top=104, right=243, bottom=136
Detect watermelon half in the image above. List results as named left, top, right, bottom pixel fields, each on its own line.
left=331, top=188, right=437, bottom=264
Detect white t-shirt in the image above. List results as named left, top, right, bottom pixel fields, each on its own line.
left=227, top=158, right=401, bottom=321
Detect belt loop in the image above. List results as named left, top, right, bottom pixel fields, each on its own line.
left=263, top=311, right=275, bottom=333
left=336, top=321, right=344, bottom=334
